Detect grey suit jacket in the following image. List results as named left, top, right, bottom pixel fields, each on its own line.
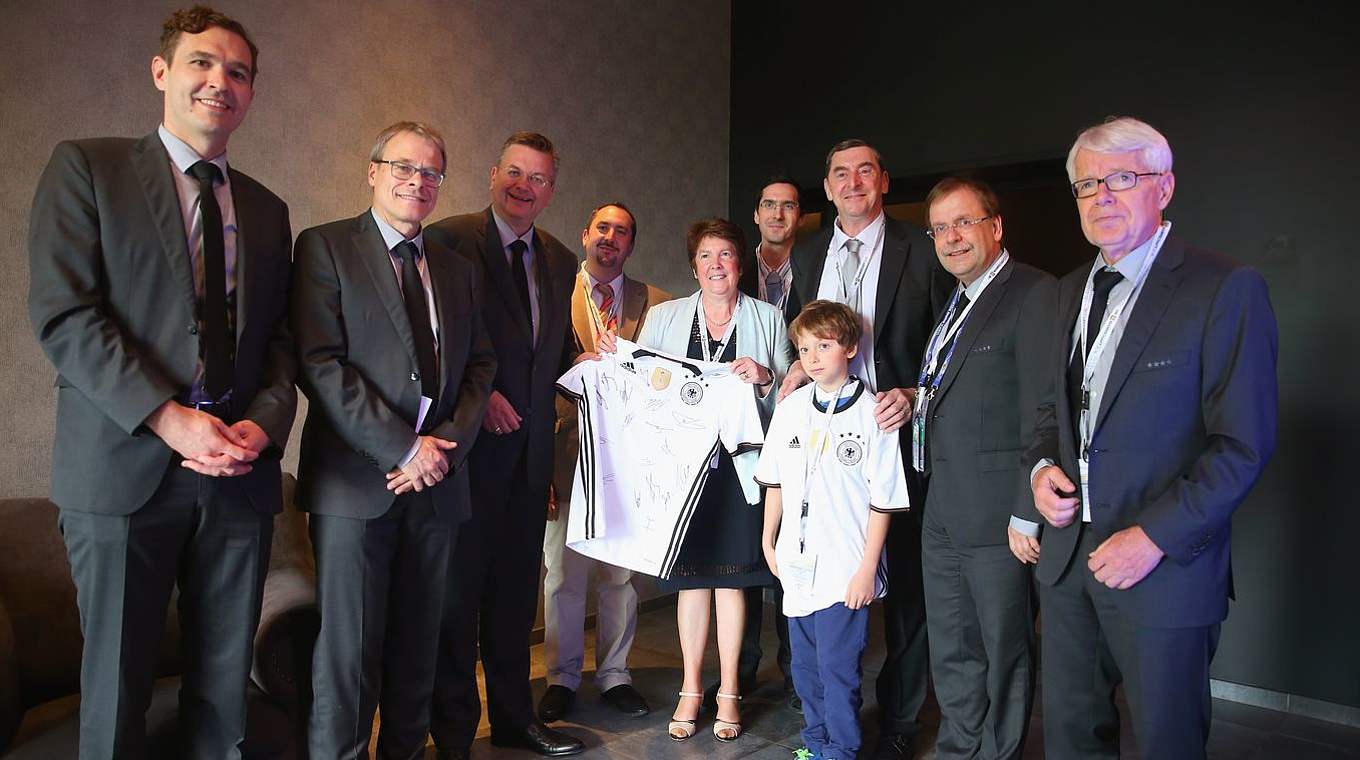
left=28, top=132, right=296, bottom=516
left=551, top=272, right=671, bottom=501
left=1025, top=237, right=1278, bottom=627
left=292, top=211, right=496, bottom=522
left=425, top=207, right=578, bottom=516
left=921, top=259, right=1058, bottom=547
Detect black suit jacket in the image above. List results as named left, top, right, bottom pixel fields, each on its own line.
left=292, top=212, right=496, bottom=522
left=425, top=207, right=578, bottom=515
left=921, top=259, right=1058, bottom=547
left=28, top=133, right=296, bottom=516
left=1025, top=237, right=1278, bottom=627
left=786, top=215, right=953, bottom=394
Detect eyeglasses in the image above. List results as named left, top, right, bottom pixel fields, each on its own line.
left=377, top=160, right=444, bottom=187
left=1071, top=170, right=1163, bottom=199
left=502, top=165, right=554, bottom=190
left=926, top=215, right=992, bottom=239
left=759, top=200, right=800, bottom=213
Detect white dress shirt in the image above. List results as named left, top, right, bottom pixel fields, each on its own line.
left=492, top=209, right=541, bottom=342
left=815, top=211, right=886, bottom=391
left=1016, top=224, right=1170, bottom=535
left=370, top=208, right=440, bottom=466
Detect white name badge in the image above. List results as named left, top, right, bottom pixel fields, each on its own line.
left=783, top=554, right=818, bottom=599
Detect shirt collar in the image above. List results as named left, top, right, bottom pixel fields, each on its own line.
left=158, top=124, right=228, bottom=178
left=810, top=377, right=863, bottom=413
left=755, top=242, right=792, bottom=278
left=830, top=211, right=885, bottom=254
left=582, top=266, right=625, bottom=298
left=961, top=248, right=1010, bottom=301
left=370, top=208, right=425, bottom=256
left=1099, top=224, right=1165, bottom=279
left=491, top=208, right=536, bottom=251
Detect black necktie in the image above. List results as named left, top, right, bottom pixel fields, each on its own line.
left=947, top=291, right=970, bottom=333
left=509, top=239, right=532, bottom=319
left=188, top=160, right=231, bottom=400
left=1068, top=268, right=1124, bottom=440
left=395, top=241, right=439, bottom=401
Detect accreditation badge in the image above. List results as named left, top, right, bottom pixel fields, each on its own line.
left=911, top=384, right=929, bottom=472
left=784, top=554, right=818, bottom=600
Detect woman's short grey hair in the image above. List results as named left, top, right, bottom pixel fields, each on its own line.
left=1065, top=116, right=1173, bottom=182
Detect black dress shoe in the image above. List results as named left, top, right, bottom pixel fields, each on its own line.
left=873, top=732, right=916, bottom=760
left=436, top=749, right=469, bottom=760
left=490, top=721, right=585, bottom=756
left=537, top=683, right=576, bottom=722
left=601, top=683, right=651, bottom=716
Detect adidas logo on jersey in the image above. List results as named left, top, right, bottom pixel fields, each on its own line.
left=789, top=436, right=801, bottom=449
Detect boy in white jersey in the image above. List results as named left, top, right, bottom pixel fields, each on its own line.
left=756, top=300, right=911, bottom=760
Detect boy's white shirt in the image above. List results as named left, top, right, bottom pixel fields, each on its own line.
left=754, top=379, right=910, bottom=618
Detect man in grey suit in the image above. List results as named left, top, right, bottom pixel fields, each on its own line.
left=26, top=7, right=294, bottom=758
left=916, top=177, right=1055, bottom=759
left=426, top=132, right=584, bottom=758
left=1026, top=117, right=1278, bottom=758
left=537, top=202, right=669, bottom=723
left=293, top=122, right=496, bottom=759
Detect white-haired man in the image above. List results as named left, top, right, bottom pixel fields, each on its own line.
left=1024, top=117, right=1278, bottom=758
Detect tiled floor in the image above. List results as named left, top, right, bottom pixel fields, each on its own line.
left=415, top=601, right=1360, bottom=759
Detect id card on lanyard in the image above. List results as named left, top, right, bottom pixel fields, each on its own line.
left=910, top=251, right=1009, bottom=472
left=1073, top=223, right=1170, bottom=512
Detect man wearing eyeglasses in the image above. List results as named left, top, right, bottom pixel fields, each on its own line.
left=916, top=177, right=1056, bottom=759
left=292, top=121, right=497, bottom=759
left=781, top=139, right=954, bottom=760
left=1026, top=117, right=1277, bottom=758
left=425, top=132, right=585, bottom=758
left=722, top=174, right=803, bottom=712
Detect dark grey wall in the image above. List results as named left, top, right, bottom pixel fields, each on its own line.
left=731, top=1, right=1359, bottom=708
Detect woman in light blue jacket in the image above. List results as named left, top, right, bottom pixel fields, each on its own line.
left=637, top=218, right=794, bottom=742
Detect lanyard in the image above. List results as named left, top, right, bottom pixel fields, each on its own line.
left=757, top=245, right=791, bottom=312
left=697, top=294, right=741, bottom=363
left=917, top=250, right=1009, bottom=390
left=836, top=219, right=884, bottom=307
left=1073, top=222, right=1170, bottom=457
left=800, top=379, right=853, bottom=553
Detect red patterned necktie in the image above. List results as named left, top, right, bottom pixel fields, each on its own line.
left=594, top=282, right=618, bottom=332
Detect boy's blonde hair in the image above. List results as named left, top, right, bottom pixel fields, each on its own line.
left=790, top=300, right=861, bottom=348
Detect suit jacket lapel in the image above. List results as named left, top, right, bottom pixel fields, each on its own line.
left=789, top=227, right=833, bottom=321
left=1094, top=239, right=1184, bottom=431
left=478, top=208, right=533, bottom=341
left=426, top=237, right=456, bottom=402
left=229, top=168, right=256, bottom=345
left=933, top=261, right=1012, bottom=403
left=874, top=219, right=910, bottom=350
left=531, top=231, right=557, bottom=351
left=619, top=276, right=648, bottom=341
left=354, top=214, right=420, bottom=369
left=131, top=134, right=198, bottom=321
left=570, top=272, right=595, bottom=353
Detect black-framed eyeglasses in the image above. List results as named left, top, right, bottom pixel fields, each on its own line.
left=926, top=216, right=992, bottom=239
left=1071, top=171, right=1163, bottom=199
left=759, top=199, right=800, bottom=213
left=377, top=160, right=445, bottom=187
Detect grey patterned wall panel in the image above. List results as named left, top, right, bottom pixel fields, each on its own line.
left=2, top=1, right=730, bottom=497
